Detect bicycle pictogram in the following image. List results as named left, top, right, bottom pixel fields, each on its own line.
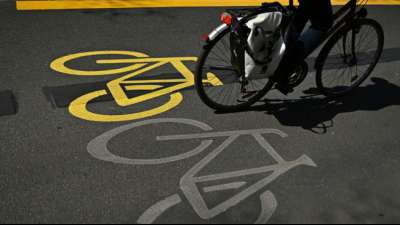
left=87, top=118, right=317, bottom=223
left=50, top=51, right=222, bottom=122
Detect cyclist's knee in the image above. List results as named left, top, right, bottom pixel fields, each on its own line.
left=311, top=19, right=333, bottom=33
left=299, top=28, right=324, bottom=55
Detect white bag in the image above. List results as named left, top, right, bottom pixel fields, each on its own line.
left=245, top=12, right=286, bottom=79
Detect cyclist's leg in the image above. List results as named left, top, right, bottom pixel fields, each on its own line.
left=275, top=0, right=333, bottom=94
left=289, top=0, right=333, bottom=63
left=285, top=0, right=309, bottom=45
left=298, top=28, right=324, bottom=56
left=308, top=0, right=333, bottom=32
left=274, top=0, right=309, bottom=94
left=300, top=0, right=333, bottom=56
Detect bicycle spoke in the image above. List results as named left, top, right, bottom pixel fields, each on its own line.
left=319, top=20, right=382, bottom=96
left=197, top=24, right=277, bottom=110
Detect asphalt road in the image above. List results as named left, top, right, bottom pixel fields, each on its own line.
left=1, top=1, right=400, bottom=223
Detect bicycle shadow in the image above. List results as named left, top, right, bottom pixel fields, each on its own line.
left=244, top=77, right=400, bottom=134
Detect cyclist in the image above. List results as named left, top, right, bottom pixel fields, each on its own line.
left=275, top=0, right=333, bottom=94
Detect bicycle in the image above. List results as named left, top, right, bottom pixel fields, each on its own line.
left=195, top=0, right=384, bottom=111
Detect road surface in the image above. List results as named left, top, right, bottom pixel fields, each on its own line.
left=1, top=0, right=400, bottom=223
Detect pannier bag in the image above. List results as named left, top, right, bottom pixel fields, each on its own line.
left=244, top=11, right=286, bottom=79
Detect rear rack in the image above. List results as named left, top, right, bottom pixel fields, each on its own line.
left=226, top=2, right=287, bottom=23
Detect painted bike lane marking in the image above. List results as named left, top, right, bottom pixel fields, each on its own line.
left=17, top=0, right=400, bottom=10
left=50, top=51, right=222, bottom=123
left=87, top=118, right=317, bottom=223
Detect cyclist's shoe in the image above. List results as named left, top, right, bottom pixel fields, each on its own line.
left=274, top=67, right=295, bottom=95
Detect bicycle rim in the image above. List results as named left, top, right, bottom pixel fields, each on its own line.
left=317, top=19, right=384, bottom=97
left=196, top=29, right=274, bottom=111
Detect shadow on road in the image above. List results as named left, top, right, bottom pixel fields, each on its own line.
left=307, top=47, right=400, bottom=72
left=0, top=90, right=17, bottom=117
left=223, top=77, right=400, bottom=134
left=214, top=47, right=400, bottom=133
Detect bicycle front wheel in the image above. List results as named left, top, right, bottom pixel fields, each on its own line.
left=316, top=18, right=384, bottom=97
left=195, top=28, right=274, bottom=111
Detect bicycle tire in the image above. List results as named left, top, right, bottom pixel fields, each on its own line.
left=316, top=18, right=384, bottom=97
left=195, top=28, right=275, bottom=112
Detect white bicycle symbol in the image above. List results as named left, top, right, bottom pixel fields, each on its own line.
left=87, top=118, right=317, bottom=224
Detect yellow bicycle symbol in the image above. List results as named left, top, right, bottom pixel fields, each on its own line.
left=50, top=51, right=222, bottom=122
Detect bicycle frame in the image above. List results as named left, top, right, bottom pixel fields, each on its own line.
left=250, top=0, right=367, bottom=68
left=215, top=0, right=366, bottom=63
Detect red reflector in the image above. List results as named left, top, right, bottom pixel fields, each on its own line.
left=201, top=34, right=209, bottom=42
left=220, top=12, right=232, bottom=25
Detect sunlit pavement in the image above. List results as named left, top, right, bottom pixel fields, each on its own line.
left=1, top=0, right=400, bottom=223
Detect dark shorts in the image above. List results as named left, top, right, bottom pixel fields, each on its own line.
left=297, top=0, right=334, bottom=31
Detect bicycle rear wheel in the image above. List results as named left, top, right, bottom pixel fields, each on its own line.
left=195, top=28, right=275, bottom=111
left=316, top=18, right=384, bottom=97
